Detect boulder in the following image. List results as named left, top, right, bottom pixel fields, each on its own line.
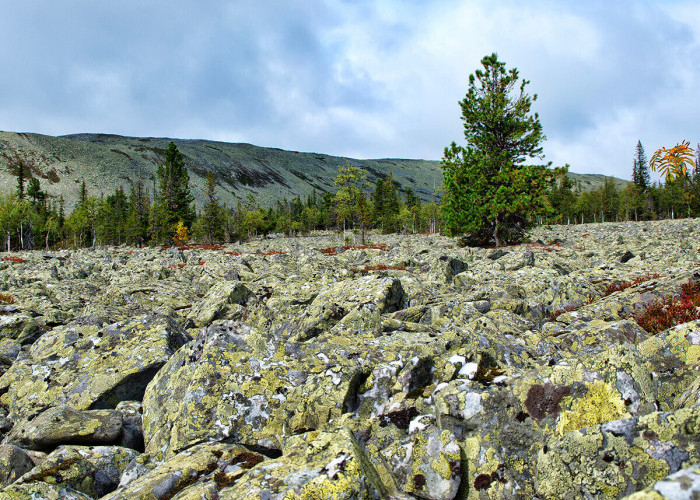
left=0, top=445, right=35, bottom=486
left=4, top=406, right=123, bottom=451
left=0, top=313, right=191, bottom=423
left=8, top=445, right=139, bottom=498
left=102, top=442, right=264, bottom=499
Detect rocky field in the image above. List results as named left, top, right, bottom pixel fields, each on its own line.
left=0, top=220, right=698, bottom=499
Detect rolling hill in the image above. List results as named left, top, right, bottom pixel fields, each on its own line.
left=0, top=131, right=629, bottom=212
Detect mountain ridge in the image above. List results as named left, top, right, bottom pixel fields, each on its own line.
left=0, top=131, right=629, bottom=211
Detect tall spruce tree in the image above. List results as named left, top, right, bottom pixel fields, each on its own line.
left=633, top=140, right=650, bottom=191
left=153, top=142, right=195, bottom=243
left=441, top=53, right=556, bottom=246
left=79, top=180, right=88, bottom=206
left=127, top=170, right=150, bottom=246
left=201, top=171, right=226, bottom=243
left=15, top=158, right=25, bottom=199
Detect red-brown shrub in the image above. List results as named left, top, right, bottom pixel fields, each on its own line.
left=0, top=293, right=16, bottom=304
left=3, top=256, right=26, bottom=263
left=602, top=273, right=661, bottom=297
left=635, top=280, right=700, bottom=333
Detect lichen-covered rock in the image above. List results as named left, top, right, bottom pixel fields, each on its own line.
left=0, top=314, right=36, bottom=343
left=536, top=407, right=700, bottom=499
left=186, top=280, right=255, bottom=327
left=0, top=313, right=190, bottom=423
left=101, top=442, right=264, bottom=500
left=359, top=417, right=462, bottom=499
left=638, top=320, right=700, bottom=411
left=0, top=481, right=94, bottom=500
left=217, top=428, right=384, bottom=499
left=142, top=321, right=301, bottom=459
left=295, top=275, right=405, bottom=340
left=4, top=406, right=123, bottom=451
left=114, top=401, right=144, bottom=452
left=5, top=445, right=139, bottom=498
left=621, top=464, right=700, bottom=499
left=0, top=445, right=35, bottom=486
left=143, top=319, right=444, bottom=461
left=1, top=221, right=700, bottom=498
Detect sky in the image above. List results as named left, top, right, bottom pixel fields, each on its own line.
left=1, top=1, right=698, bottom=181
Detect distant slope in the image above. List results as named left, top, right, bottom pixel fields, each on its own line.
left=567, top=172, right=630, bottom=192
left=0, top=131, right=629, bottom=211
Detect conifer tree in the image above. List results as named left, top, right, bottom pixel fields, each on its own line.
left=2, top=152, right=30, bottom=199
left=441, top=53, right=556, bottom=246
left=153, top=142, right=195, bottom=244
left=16, top=160, right=25, bottom=200
left=127, top=174, right=150, bottom=247
left=201, top=171, right=226, bottom=243
left=333, top=163, right=370, bottom=244
left=633, top=140, right=650, bottom=191
left=26, top=177, right=44, bottom=206
left=79, top=180, right=88, bottom=206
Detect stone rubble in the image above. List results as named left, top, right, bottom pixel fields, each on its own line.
left=0, top=219, right=697, bottom=499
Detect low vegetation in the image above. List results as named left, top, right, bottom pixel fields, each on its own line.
left=635, top=280, right=700, bottom=333
left=0, top=293, right=15, bottom=304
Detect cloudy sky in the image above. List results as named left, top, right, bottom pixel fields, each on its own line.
left=1, top=1, right=698, bottom=181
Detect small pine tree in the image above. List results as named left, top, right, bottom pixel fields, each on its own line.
left=26, top=177, right=45, bottom=206
left=334, top=163, right=370, bottom=244
left=79, top=180, right=88, bottom=206
left=2, top=152, right=30, bottom=199
left=441, top=53, right=556, bottom=246
left=16, top=160, right=25, bottom=200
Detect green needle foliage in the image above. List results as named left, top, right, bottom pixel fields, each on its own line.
left=153, top=142, right=195, bottom=244
left=442, top=53, right=558, bottom=246
left=333, top=163, right=371, bottom=244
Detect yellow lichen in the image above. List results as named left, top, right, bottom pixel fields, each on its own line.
left=557, top=381, right=629, bottom=436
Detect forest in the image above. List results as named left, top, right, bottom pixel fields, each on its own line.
left=0, top=139, right=699, bottom=252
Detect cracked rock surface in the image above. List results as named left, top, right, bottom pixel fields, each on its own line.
left=0, top=219, right=698, bottom=499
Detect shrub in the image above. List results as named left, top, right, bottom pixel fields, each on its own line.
left=602, top=273, right=661, bottom=297
left=3, top=256, right=26, bottom=263
left=635, top=280, right=700, bottom=333
left=0, top=293, right=16, bottom=304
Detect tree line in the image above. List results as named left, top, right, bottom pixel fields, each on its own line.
left=0, top=139, right=698, bottom=252
left=0, top=143, right=444, bottom=251
left=438, top=52, right=699, bottom=246
left=549, top=141, right=700, bottom=225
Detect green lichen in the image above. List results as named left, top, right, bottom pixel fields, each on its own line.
left=557, top=380, right=629, bottom=436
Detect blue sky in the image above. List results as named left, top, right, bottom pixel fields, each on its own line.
left=1, top=1, right=698, bottom=181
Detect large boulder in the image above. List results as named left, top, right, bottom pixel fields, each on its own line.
left=102, top=442, right=265, bottom=500
left=0, top=313, right=191, bottom=423
left=6, top=445, right=139, bottom=498
left=4, top=406, right=123, bottom=451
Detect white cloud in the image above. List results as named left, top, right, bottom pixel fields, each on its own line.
left=0, top=1, right=698, bottom=181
